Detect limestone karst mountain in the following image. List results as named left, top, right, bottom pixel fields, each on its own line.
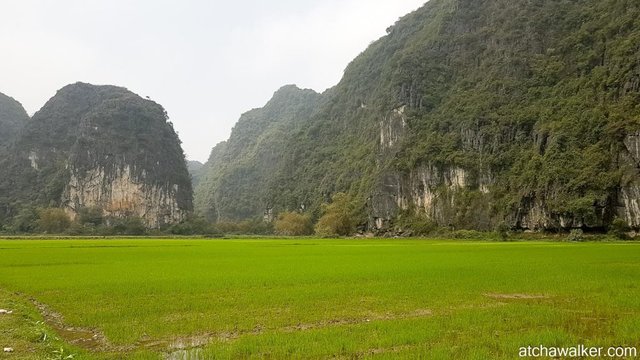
left=0, top=83, right=192, bottom=229
left=196, top=0, right=640, bottom=232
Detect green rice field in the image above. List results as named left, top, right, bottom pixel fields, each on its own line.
left=0, top=238, right=639, bottom=359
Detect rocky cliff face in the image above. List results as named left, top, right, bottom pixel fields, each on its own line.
left=619, top=133, right=640, bottom=228
left=0, top=83, right=192, bottom=228
left=372, top=104, right=495, bottom=230
left=196, top=0, right=640, bottom=232
left=63, top=165, right=185, bottom=228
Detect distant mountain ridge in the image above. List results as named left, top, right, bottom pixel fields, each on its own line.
left=187, top=160, right=205, bottom=189
left=195, top=0, right=640, bottom=232
left=195, top=85, right=321, bottom=221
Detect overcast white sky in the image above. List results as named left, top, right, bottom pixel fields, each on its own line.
left=0, top=0, right=426, bottom=162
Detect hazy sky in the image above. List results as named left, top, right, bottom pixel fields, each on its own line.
left=1, top=0, right=426, bottom=162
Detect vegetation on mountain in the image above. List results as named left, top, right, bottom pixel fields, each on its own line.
left=0, top=92, right=28, bottom=146
left=195, top=85, right=322, bottom=221
left=195, top=0, right=640, bottom=234
left=187, top=160, right=205, bottom=189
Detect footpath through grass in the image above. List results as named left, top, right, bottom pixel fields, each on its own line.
left=0, top=238, right=639, bottom=359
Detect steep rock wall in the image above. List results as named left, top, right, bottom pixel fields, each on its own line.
left=619, top=132, right=640, bottom=228
left=63, top=166, right=184, bottom=228
left=372, top=164, right=494, bottom=231
left=373, top=112, right=640, bottom=232
left=371, top=100, right=631, bottom=232
left=372, top=106, right=494, bottom=231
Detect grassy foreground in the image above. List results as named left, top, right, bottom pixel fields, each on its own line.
left=0, top=238, right=639, bottom=359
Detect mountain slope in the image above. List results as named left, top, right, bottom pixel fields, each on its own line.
left=0, top=92, right=28, bottom=146
left=195, top=85, right=321, bottom=221
left=187, top=160, right=205, bottom=189
left=200, top=0, right=640, bottom=231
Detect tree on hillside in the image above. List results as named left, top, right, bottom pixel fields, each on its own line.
left=11, top=206, right=38, bottom=233
left=37, top=208, right=71, bottom=233
left=109, top=216, right=146, bottom=235
left=315, top=193, right=362, bottom=237
left=78, top=206, right=104, bottom=227
left=274, top=211, right=313, bottom=236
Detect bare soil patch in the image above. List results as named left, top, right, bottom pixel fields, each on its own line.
left=484, top=293, right=549, bottom=300
left=29, top=297, right=119, bottom=352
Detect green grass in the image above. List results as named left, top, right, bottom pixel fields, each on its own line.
left=0, top=238, right=639, bottom=359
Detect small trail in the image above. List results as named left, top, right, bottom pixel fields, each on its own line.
left=28, top=296, right=131, bottom=353
left=26, top=295, right=441, bottom=359
left=26, top=294, right=254, bottom=358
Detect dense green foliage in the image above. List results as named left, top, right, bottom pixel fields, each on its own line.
left=0, top=92, right=28, bottom=146
left=196, top=0, right=640, bottom=232
left=0, top=238, right=638, bottom=359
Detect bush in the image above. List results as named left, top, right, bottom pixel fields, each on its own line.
left=274, top=212, right=313, bottom=236
left=211, top=219, right=273, bottom=235
left=170, top=216, right=220, bottom=236
left=237, top=219, right=274, bottom=235
left=11, top=206, right=38, bottom=233
left=315, top=193, right=362, bottom=237
left=394, top=213, right=437, bottom=236
left=609, top=218, right=631, bottom=240
left=495, top=222, right=511, bottom=241
left=107, top=216, right=147, bottom=235
left=124, top=217, right=146, bottom=235
left=37, top=208, right=71, bottom=234
left=567, top=229, right=584, bottom=242
left=66, top=221, right=89, bottom=235
left=77, top=207, right=104, bottom=226
left=449, top=229, right=488, bottom=239
left=213, top=221, right=241, bottom=234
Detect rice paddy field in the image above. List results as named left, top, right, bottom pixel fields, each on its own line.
left=0, top=238, right=639, bottom=359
